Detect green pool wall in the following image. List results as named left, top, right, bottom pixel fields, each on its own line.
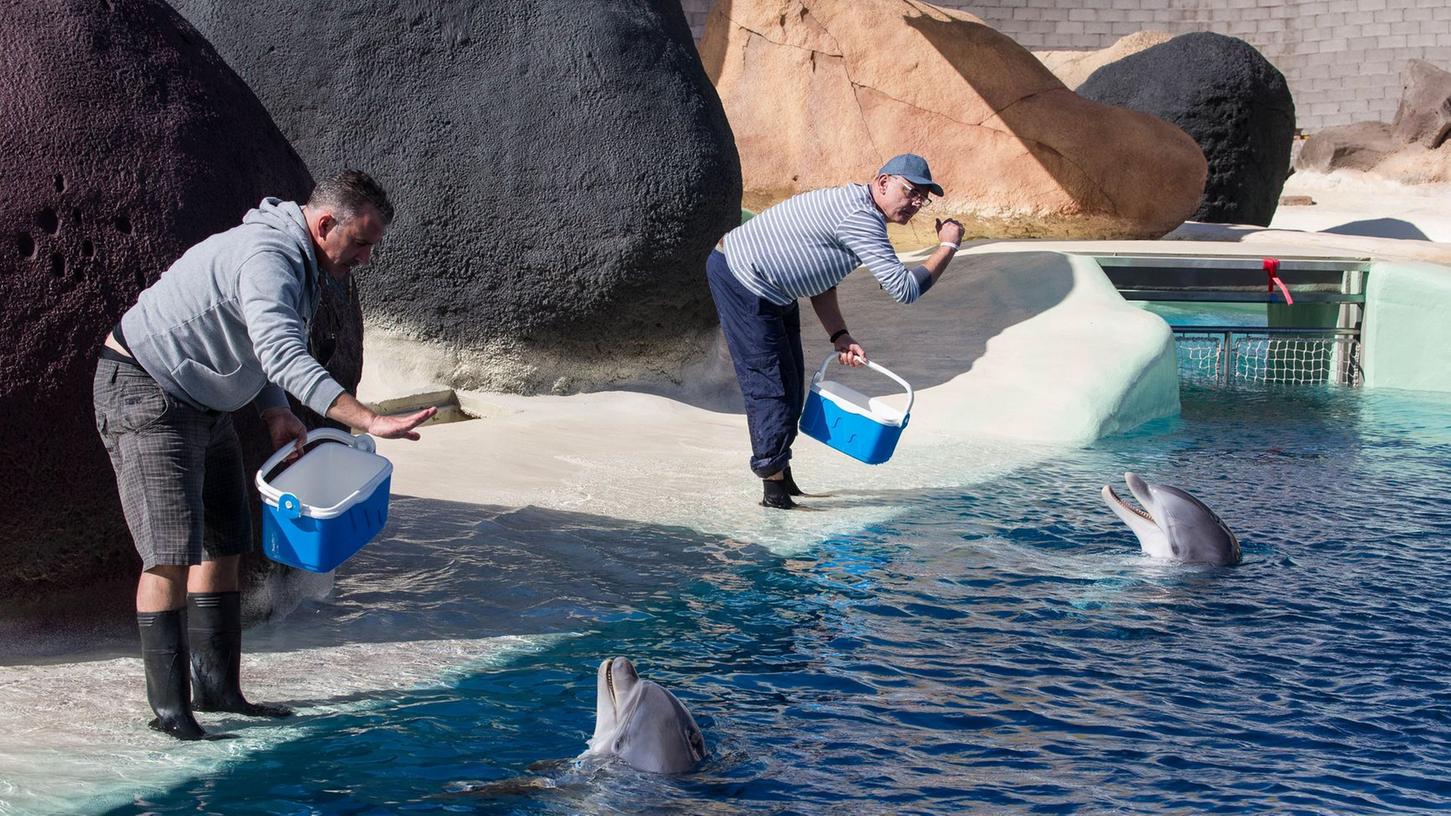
left=1361, top=260, right=1451, bottom=393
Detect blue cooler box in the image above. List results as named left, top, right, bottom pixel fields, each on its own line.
left=799, top=354, right=914, bottom=465
left=255, top=428, right=392, bottom=573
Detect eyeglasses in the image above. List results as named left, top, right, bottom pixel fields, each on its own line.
left=892, top=177, right=931, bottom=206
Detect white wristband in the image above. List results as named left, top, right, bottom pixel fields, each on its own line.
left=939, top=241, right=959, bottom=251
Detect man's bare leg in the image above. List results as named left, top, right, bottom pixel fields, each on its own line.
left=137, top=564, right=189, bottom=612
left=187, top=555, right=240, bottom=594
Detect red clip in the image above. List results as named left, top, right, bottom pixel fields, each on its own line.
left=1264, top=258, right=1294, bottom=305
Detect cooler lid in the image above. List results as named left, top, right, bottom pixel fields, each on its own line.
left=813, top=380, right=907, bottom=425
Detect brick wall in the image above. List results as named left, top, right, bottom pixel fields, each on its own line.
left=681, top=0, right=1451, bottom=132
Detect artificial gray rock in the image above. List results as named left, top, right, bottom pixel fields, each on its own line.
left=0, top=0, right=320, bottom=618
left=172, top=0, right=743, bottom=394
left=1390, top=59, right=1451, bottom=149
left=1295, top=121, right=1397, bottom=173
left=1078, top=32, right=1296, bottom=227
left=1295, top=59, right=1451, bottom=185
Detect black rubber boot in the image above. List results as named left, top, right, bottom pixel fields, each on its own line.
left=782, top=467, right=804, bottom=497
left=188, top=592, right=293, bottom=718
left=138, top=609, right=210, bottom=741
left=761, top=478, right=797, bottom=509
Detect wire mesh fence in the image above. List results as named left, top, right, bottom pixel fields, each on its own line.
left=1173, top=328, right=1362, bottom=387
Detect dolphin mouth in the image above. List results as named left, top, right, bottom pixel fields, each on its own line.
left=605, top=662, right=617, bottom=707
left=1104, top=485, right=1155, bottom=524
left=603, top=657, right=637, bottom=717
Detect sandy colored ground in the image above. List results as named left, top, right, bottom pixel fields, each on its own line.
left=1269, top=171, right=1451, bottom=242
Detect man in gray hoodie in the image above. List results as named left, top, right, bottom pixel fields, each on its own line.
left=93, top=169, right=434, bottom=740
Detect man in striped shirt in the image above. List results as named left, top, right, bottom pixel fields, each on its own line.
left=707, top=153, right=965, bottom=509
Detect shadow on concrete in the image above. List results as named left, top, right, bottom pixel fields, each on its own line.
left=6, top=490, right=903, bottom=666
left=1322, top=218, right=1430, bottom=241
left=0, top=498, right=707, bottom=662
left=822, top=251, right=1076, bottom=397
left=643, top=249, right=1078, bottom=410
left=249, top=498, right=774, bottom=654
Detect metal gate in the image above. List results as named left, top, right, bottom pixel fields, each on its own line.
left=1172, top=326, right=1362, bottom=387
left=1088, top=252, right=1370, bottom=389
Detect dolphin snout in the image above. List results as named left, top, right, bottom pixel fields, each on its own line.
left=1102, top=483, right=1152, bottom=522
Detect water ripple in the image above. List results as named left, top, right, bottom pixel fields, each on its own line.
left=87, top=387, right=1451, bottom=816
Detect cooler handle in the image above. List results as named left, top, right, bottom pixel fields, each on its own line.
left=811, top=353, right=915, bottom=423
left=255, top=428, right=376, bottom=499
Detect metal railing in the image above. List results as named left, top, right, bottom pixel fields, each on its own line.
left=1172, top=326, right=1362, bottom=387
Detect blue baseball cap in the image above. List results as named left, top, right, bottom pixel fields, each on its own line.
left=877, top=153, right=943, bottom=197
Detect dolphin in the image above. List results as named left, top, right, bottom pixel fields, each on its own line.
left=1101, top=472, right=1242, bottom=566
left=585, top=657, right=706, bottom=774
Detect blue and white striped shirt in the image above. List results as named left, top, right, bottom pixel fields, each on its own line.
left=721, top=183, right=931, bottom=306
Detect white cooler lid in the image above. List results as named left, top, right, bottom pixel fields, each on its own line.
left=813, top=380, right=906, bottom=425
left=267, top=443, right=391, bottom=518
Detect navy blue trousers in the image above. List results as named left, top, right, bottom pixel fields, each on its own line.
left=706, top=250, right=805, bottom=477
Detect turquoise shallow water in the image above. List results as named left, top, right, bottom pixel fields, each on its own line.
left=1141, top=301, right=1269, bottom=328
left=99, top=384, right=1451, bottom=815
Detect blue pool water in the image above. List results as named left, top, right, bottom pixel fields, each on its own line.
left=102, top=385, right=1451, bottom=815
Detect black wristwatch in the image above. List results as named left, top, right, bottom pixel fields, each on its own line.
left=829, top=328, right=850, bottom=343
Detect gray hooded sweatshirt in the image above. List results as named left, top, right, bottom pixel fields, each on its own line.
left=120, top=198, right=345, bottom=417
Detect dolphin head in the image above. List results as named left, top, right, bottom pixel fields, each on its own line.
left=1101, top=472, right=1241, bottom=566
left=587, top=657, right=706, bottom=774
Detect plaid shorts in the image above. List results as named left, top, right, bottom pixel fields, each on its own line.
left=93, top=355, right=253, bottom=570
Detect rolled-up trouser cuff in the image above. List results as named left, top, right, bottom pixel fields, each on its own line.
left=750, top=450, right=793, bottom=479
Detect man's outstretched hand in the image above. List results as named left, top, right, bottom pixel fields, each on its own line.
left=327, top=393, right=437, bottom=440
left=367, top=407, right=437, bottom=440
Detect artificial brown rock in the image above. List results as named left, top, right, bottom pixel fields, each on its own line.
left=1034, top=31, right=1173, bottom=90
left=699, top=0, right=1206, bottom=239
left=0, top=0, right=320, bottom=622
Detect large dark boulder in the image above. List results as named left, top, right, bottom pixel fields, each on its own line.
left=170, top=0, right=742, bottom=393
left=0, top=0, right=323, bottom=624
left=1079, top=32, right=1295, bottom=227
